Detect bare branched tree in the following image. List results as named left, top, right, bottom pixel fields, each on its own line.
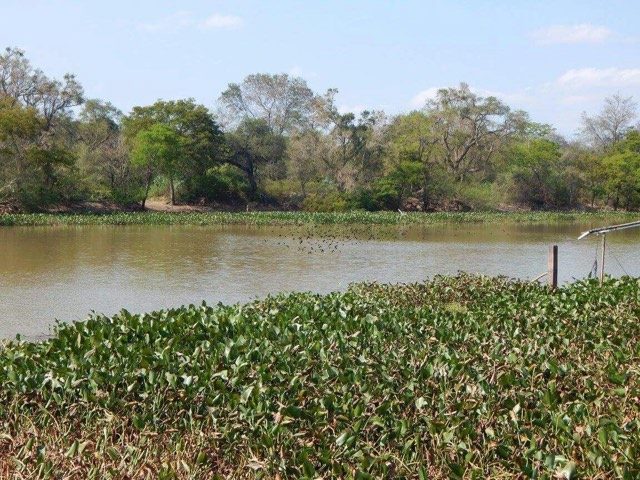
left=218, top=73, right=317, bottom=135
left=314, top=91, right=387, bottom=191
left=424, top=83, right=527, bottom=181
left=580, top=94, right=637, bottom=150
left=0, top=47, right=84, bottom=198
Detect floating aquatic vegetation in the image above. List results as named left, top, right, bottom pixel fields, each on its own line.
left=0, top=274, right=639, bottom=478
left=0, top=210, right=639, bottom=227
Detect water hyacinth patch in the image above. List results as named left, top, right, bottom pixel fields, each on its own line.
left=0, top=274, right=639, bottom=478
left=1, top=210, right=639, bottom=227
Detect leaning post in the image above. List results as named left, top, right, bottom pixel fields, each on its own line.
left=548, top=245, right=558, bottom=290
left=599, top=234, right=606, bottom=286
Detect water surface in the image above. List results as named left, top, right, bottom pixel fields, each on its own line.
left=1, top=223, right=638, bottom=339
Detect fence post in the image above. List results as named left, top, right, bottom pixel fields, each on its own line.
left=548, top=245, right=558, bottom=289
left=599, top=234, right=606, bottom=286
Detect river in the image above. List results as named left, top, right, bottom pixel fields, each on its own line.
left=1, top=223, right=638, bottom=339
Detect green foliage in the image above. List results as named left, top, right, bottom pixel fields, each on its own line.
left=1, top=210, right=638, bottom=227
left=378, top=160, right=423, bottom=208
left=301, top=191, right=350, bottom=212
left=620, top=130, right=640, bottom=153
left=123, top=99, right=224, bottom=201
left=74, top=99, right=138, bottom=205
left=225, top=118, right=288, bottom=199
left=350, top=161, right=426, bottom=211
left=502, top=139, right=574, bottom=209
left=385, top=111, right=434, bottom=164
left=262, top=178, right=305, bottom=207
left=1, top=48, right=640, bottom=212
left=0, top=97, right=41, bottom=142
left=180, top=164, right=249, bottom=203
left=0, top=98, right=77, bottom=208
left=602, top=151, right=640, bottom=209
left=131, top=125, right=183, bottom=171
left=130, top=123, right=185, bottom=205
left=0, top=47, right=84, bottom=210
left=598, top=130, right=640, bottom=210
left=455, top=183, right=500, bottom=211
left=1, top=275, right=639, bottom=477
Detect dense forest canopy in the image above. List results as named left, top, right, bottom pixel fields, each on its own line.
left=1, top=47, right=639, bottom=212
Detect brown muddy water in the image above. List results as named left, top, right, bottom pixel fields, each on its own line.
left=1, top=223, right=638, bottom=339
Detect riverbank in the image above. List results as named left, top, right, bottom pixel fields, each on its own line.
left=1, top=275, right=638, bottom=478
left=1, top=210, right=639, bottom=227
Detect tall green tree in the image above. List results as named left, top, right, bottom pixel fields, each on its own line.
left=286, top=130, right=324, bottom=197
left=0, top=47, right=83, bottom=206
left=503, top=139, right=570, bottom=208
left=601, top=130, right=640, bottom=209
left=75, top=99, right=135, bottom=201
left=312, top=91, right=386, bottom=191
left=130, top=124, right=184, bottom=207
left=0, top=97, right=42, bottom=199
left=225, top=118, right=286, bottom=199
left=385, top=111, right=439, bottom=209
left=423, top=83, right=527, bottom=182
left=123, top=99, right=224, bottom=201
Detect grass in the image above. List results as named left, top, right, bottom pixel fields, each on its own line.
left=1, top=274, right=639, bottom=478
left=0, top=210, right=639, bottom=227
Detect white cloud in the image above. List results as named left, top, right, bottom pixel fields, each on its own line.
left=409, top=87, right=440, bottom=108
left=200, top=14, right=243, bottom=29
left=556, top=67, right=640, bottom=88
left=138, top=12, right=243, bottom=32
left=531, top=24, right=612, bottom=45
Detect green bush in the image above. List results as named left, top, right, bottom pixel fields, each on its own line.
left=179, top=165, right=249, bottom=203
left=301, top=191, right=349, bottom=212
left=263, top=179, right=305, bottom=207
left=455, top=183, right=501, bottom=211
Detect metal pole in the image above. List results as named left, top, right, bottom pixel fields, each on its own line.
left=548, top=245, right=558, bottom=289
left=599, top=234, right=606, bottom=286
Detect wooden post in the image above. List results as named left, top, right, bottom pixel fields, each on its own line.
left=599, top=234, right=606, bottom=286
left=548, top=245, right=558, bottom=289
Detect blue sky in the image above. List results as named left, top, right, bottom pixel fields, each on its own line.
left=1, top=0, right=638, bottom=135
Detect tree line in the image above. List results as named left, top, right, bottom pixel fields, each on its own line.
left=1, top=47, right=639, bottom=212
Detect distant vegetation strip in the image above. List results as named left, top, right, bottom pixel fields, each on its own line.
left=3, top=48, right=640, bottom=215
left=1, top=275, right=638, bottom=478
left=1, top=210, right=639, bottom=227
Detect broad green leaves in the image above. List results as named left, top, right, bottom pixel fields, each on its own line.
left=0, top=274, right=639, bottom=477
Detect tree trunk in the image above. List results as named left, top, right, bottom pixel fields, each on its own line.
left=142, top=169, right=152, bottom=209
left=247, top=161, right=258, bottom=199
left=422, top=163, right=430, bottom=211
left=169, top=176, right=175, bottom=205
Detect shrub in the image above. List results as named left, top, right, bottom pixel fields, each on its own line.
left=301, top=191, right=349, bottom=212
left=179, top=165, right=249, bottom=203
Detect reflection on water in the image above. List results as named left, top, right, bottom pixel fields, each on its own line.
left=0, top=223, right=638, bottom=338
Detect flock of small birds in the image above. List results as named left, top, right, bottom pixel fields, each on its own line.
left=262, top=224, right=405, bottom=254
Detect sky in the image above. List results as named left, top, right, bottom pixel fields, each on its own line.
left=1, top=0, right=639, bottom=136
